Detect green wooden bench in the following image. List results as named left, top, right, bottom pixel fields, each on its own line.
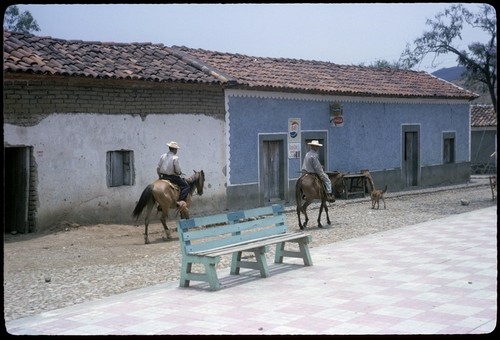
left=176, top=204, right=313, bottom=291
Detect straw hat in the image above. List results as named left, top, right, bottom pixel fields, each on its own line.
left=307, top=140, right=322, bottom=147
left=166, top=141, right=180, bottom=149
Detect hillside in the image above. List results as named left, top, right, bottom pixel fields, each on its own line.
left=432, top=66, right=492, bottom=105
left=431, top=66, right=464, bottom=82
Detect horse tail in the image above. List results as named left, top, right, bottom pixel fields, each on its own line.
left=295, top=175, right=304, bottom=206
left=132, top=184, right=154, bottom=219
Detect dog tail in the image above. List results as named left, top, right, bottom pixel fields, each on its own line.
left=382, top=185, right=387, bottom=193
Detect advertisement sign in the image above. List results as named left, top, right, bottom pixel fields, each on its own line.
left=288, top=118, right=301, bottom=142
left=330, top=102, right=344, bottom=127
left=288, top=118, right=301, bottom=159
left=288, top=142, right=300, bottom=159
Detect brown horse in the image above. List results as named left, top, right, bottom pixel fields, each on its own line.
left=132, top=170, right=205, bottom=244
left=295, top=171, right=345, bottom=230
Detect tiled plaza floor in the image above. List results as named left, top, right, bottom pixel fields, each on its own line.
left=5, top=206, right=497, bottom=335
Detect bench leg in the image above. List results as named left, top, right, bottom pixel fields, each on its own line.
left=230, top=252, right=242, bottom=275
left=254, top=248, right=269, bottom=278
left=180, top=257, right=221, bottom=291
left=204, top=261, right=220, bottom=291
left=274, top=240, right=313, bottom=266
left=275, top=242, right=286, bottom=264
left=299, top=241, right=313, bottom=266
left=179, top=261, right=192, bottom=288
left=230, top=248, right=270, bottom=278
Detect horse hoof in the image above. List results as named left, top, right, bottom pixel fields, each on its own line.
left=318, top=224, right=323, bottom=228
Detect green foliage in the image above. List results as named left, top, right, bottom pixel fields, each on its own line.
left=359, top=59, right=409, bottom=70
left=4, top=5, right=40, bottom=33
left=400, top=4, right=496, bottom=111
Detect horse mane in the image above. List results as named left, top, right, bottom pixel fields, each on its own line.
left=185, top=172, right=198, bottom=194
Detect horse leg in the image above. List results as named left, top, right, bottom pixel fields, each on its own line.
left=160, top=211, right=171, bottom=241
left=317, top=199, right=331, bottom=228
left=143, top=201, right=154, bottom=244
left=297, top=205, right=304, bottom=230
left=301, top=201, right=310, bottom=229
left=324, top=200, right=331, bottom=225
left=317, top=201, right=324, bottom=228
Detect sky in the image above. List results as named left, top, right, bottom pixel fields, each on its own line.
left=9, top=3, right=494, bottom=73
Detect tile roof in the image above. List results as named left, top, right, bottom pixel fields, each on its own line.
left=173, top=46, right=478, bottom=99
left=4, top=31, right=478, bottom=100
left=471, top=105, right=497, bottom=127
left=3, top=31, right=225, bottom=84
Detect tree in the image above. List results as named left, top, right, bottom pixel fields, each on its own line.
left=359, top=59, right=408, bottom=69
left=400, top=4, right=497, bottom=112
left=4, top=5, right=40, bottom=33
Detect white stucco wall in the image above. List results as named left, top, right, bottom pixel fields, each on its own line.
left=4, top=113, right=226, bottom=228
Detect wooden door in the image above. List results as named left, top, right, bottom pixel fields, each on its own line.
left=262, top=140, right=283, bottom=202
left=404, top=131, right=419, bottom=187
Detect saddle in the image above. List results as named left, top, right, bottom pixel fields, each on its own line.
left=300, top=172, right=327, bottom=195
left=301, top=171, right=324, bottom=184
left=156, top=179, right=182, bottom=214
left=159, top=179, right=180, bottom=192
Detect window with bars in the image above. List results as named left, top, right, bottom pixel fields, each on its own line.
left=107, top=150, right=134, bottom=187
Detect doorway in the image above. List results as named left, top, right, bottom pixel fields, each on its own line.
left=301, top=131, right=328, bottom=171
left=5, top=146, right=31, bottom=234
left=260, top=136, right=286, bottom=204
left=402, top=126, right=420, bottom=187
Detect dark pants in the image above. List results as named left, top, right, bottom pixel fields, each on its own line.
left=160, top=174, right=190, bottom=201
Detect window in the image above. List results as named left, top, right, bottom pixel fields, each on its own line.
left=107, top=150, right=134, bottom=187
left=443, top=132, right=455, bottom=164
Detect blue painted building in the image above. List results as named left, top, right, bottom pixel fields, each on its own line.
left=223, top=90, right=472, bottom=209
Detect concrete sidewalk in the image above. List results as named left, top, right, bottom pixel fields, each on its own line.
left=5, top=206, right=497, bottom=335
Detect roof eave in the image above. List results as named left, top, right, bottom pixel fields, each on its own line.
left=224, top=83, right=479, bottom=100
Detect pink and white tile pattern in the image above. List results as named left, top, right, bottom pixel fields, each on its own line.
left=6, top=207, right=497, bottom=335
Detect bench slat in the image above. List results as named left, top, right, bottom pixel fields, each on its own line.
left=191, top=232, right=311, bottom=257
left=179, top=205, right=284, bottom=231
left=178, top=213, right=229, bottom=231
left=182, top=215, right=285, bottom=241
left=185, top=224, right=287, bottom=253
left=229, top=204, right=283, bottom=220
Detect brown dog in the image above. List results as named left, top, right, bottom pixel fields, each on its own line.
left=371, top=185, right=387, bottom=209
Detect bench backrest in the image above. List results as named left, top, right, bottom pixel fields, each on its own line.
left=176, top=204, right=288, bottom=255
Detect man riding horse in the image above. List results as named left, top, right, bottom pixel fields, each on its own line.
left=157, top=141, right=190, bottom=208
left=302, top=140, right=335, bottom=202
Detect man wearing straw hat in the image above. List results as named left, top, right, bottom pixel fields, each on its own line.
left=302, top=140, right=335, bottom=202
left=157, top=141, right=190, bottom=206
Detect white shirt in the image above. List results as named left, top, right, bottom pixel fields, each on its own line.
left=302, top=149, right=323, bottom=174
left=157, top=151, right=182, bottom=176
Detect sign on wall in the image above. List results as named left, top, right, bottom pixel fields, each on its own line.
left=330, top=102, right=344, bottom=127
left=288, top=118, right=301, bottom=159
